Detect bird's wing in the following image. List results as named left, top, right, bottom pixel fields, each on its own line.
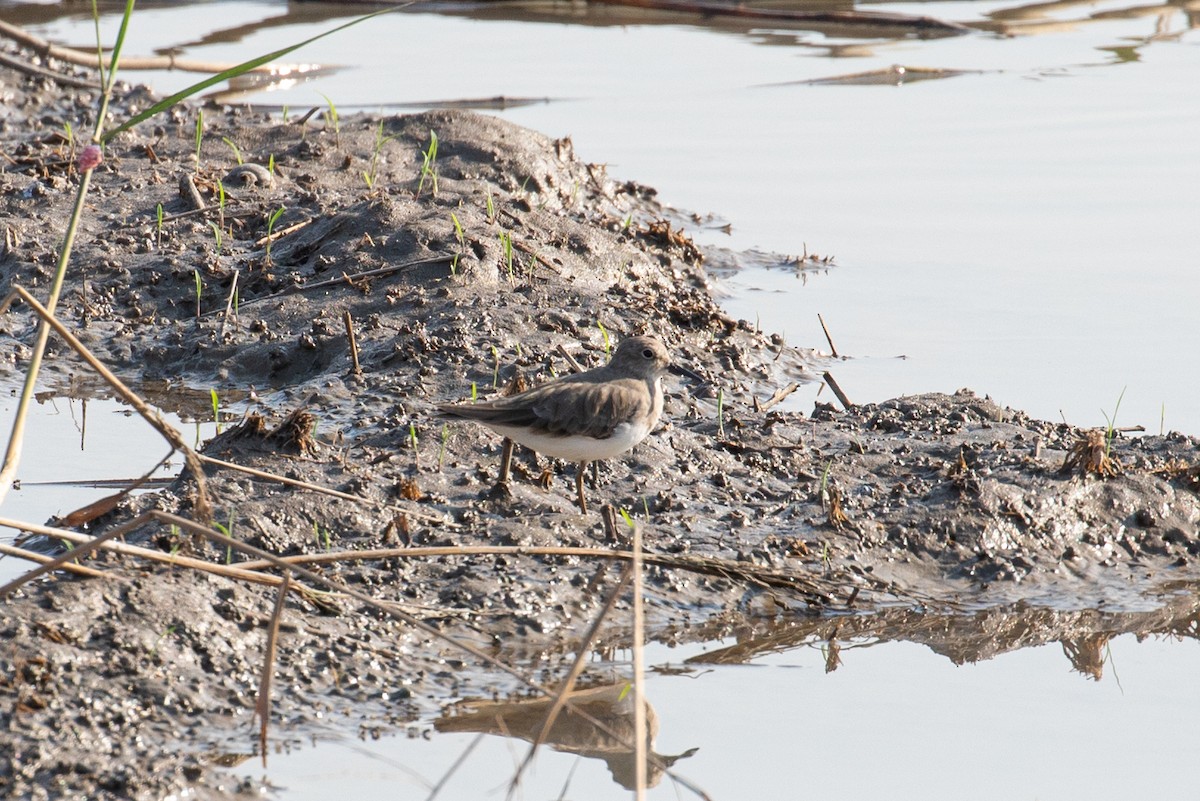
left=530, top=378, right=650, bottom=439
left=439, top=378, right=650, bottom=440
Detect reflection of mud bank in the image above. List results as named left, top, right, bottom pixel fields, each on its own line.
left=683, top=593, right=1200, bottom=680
left=2, top=41, right=1200, bottom=799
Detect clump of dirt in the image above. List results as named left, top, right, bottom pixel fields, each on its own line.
left=2, top=44, right=1200, bottom=800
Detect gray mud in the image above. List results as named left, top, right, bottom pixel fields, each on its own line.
left=2, top=46, right=1200, bottom=800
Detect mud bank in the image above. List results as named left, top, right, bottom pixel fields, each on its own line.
left=2, top=54, right=1200, bottom=799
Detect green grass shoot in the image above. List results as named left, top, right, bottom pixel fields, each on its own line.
left=364, top=119, right=399, bottom=191
left=155, top=202, right=163, bottom=248
left=221, top=136, right=243, bottom=165
left=470, top=381, right=478, bottom=402
left=1101, top=386, right=1127, bottom=458
left=210, top=388, right=221, bottom=432
left=417, top=129, right=439, bottom=197
left=438, top=424, right=449, bottom=471
left=102, top=8, right=400, bottom=145
left=485, top=186, right=495, bottom=223
left=281, top=105, right=289, bottom=122
left=451, top=211, right=465, bottom=247
left=193, top=110, right=203, bottom=165
left=499, top=231, right=514, bottom=282
left=206, top=220, right=223, bottom=260
left=267, top=153, right=276, bottom=174
left=619, top=508, right=635, bottom=529
left=193, top=268, right=203, bottom=318
left=319, top=93, right=340, bottom=146
left=216, top=178, right=226, bottom=233
left=597, top=321, right=611, bottom=356
left=642, top=496, right=650, bottom=518
left=408, top=422, right=418, bottom=451
left=265, top=206, right=285, bottom=266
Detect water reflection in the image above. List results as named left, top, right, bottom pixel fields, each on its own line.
left=435, top=682, right=697, bottom=790
left=682, top=593, right=1200, bottom=683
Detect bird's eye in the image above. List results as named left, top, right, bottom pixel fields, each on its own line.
left=642, top=348, right=654, bottom=359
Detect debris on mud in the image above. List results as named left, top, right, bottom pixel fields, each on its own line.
left=2, top=44, right=1199, bottom=800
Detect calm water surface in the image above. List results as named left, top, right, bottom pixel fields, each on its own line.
left=3, top=2, right=1199, bottom=798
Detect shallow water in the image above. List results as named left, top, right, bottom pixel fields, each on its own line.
left=226, top=632, right=1200, bottom=800
left=14, top=0, right=1198, bottom=434
left=3, top=1, right=1199, bottom=797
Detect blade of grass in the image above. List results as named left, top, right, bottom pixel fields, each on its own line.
left=102, top=7, right=401, bottom=143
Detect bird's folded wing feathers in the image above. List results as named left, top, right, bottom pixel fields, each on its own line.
left=439, top=379, right=649, bottom=440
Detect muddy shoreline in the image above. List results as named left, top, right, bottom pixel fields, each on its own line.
left=3, top=52, right=1200, bottom=799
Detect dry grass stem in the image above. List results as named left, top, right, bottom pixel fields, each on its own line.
left=0, top=541, right=108, bottom=578
left=257, top=571, right=291, bottom=765
left=0, top=284, right=213, bottom=521
left=822, top=370, right=854, bottom=410
left=631, top=521, right=647, bottom=798
left=817, top=313, right=839, bottom=357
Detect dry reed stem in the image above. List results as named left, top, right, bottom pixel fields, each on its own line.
left=0, top=517, right=283, bottom=590
left=822, top=370, right=854, bottom=410
left=817, top=313, right=840, bottom=358
left=230, top=544, right=841, bottom=602
left=631, top=521, right=647, bottom=799
left=194, top=453, right=453, bottom=527
left=257, top=571, right=291, bottom=765
left=0, top=18, right=310, bottom=76
left=233, top=254, right=453, bottom=311
left=0, top=541, right=108, bottom=578
left=0, top=284, right=213, bottom=522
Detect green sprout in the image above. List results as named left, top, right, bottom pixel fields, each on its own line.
left=1101, top=386, right=1127, bottom=459
left=265, top=206, right=286, bottom=266
left=499, top=231, right=514, bottom=282
left=408, top=421, right=418, bottom=451
left=438, top=424, right=449, bottom=471
left=268, top=153, right=276, bottom=175
left=216, top=178, right=226, bottom=233
left=364, top=119, right=398, bottom=191
left=319, top=93, right=340, bottom=146
left=490, top=345, right=500, bottom=389
left=193, top=268, right=203, bottom=318
left=206, top=220, right=223, bottom=260
left=193, top=110, right=203, bottom=165
left=281, top=105, right=289, bottom=123
left=618, top=508, right=635, bottom=529
left=155, top=202, right=163, bottom=248
left=417, top=129, right=439, bottom=197
left=210, top=388, right=221, bottom=432
left=450, top=211, right=465, bottom=276
left=598, top=321, right=611, bottom=356
left=485, top=186, right=495, bottom=223
left=221, top=136, right=243, bottom=165
left=470, top=381, right=478, bottom=402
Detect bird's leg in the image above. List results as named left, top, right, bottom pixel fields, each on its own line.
left=590, top=460, right=600, bottom=489
left=575, top=460, right=589, bottom=515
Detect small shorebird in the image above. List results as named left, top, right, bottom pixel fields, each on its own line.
left=438, top=335, right=670, bottom=514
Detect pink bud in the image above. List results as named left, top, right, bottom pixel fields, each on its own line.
left=77, top=144, right=103, bottom=172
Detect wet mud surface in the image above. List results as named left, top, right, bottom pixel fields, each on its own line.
left=3, top=47, right=1200, bottom=799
